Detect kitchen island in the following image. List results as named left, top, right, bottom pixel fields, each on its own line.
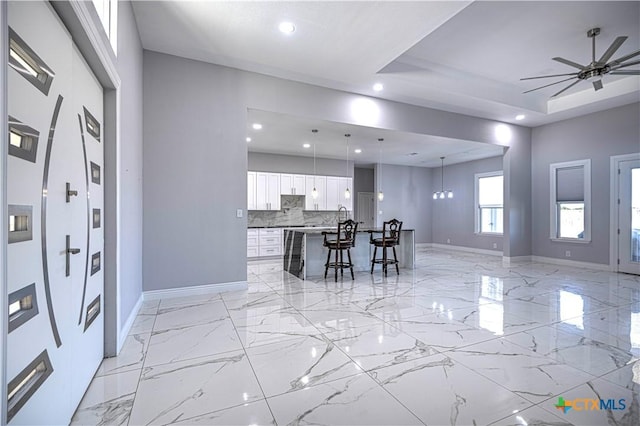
left=283, top=227, right=415, bottom=279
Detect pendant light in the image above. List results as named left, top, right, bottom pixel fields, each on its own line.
left=312, top=129, right=319, bottom=199
left=433, top=156, right=453, bottom=200
left=344, top=133, right=351, bottom=199
left=377, top=138, right=384, bottom=201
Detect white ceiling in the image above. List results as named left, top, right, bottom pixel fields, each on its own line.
left=247, top=109, right=504, bottom=167
left=132, top=0, right=640, bottom=166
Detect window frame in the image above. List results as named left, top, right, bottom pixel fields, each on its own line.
left=91, top=0, right=118, bottom=55
left=474, top=170, right=504, bottom=235
left=549, top=159, right=591, bottom=243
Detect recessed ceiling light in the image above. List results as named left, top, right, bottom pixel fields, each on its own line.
left=279, top=22, right=296, bottom=34
left=252, top=123, right=262, bottom=130
left=246, top=137, right=251, bottom=143
left=515, top=114, right=525, bottom=121
left=373, top=83, right=384, bottom=92
left=303, top=143, right=311, bottom=148
left=354, top=149, right=362, bottom=154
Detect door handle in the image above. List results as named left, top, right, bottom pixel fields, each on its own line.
left=66, top=182, right=78, bottom=203
left=66, top=235, right=80, bottom=277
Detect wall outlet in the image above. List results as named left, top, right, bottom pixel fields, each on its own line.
left=236, top=209, right=243, bottom=218
left=492, top=242, right=497, bottom=249
left=565, top=250, right=571, bottom=258
left=447, top=238, right=451, bottom=244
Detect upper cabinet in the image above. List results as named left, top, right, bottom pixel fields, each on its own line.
left=325, top=176, right=340, bottom=211
left=255, top=172, right=281, bottom=210
left=281, top=174, right=306, bottom=196
left=247, top=171, right=257, bottom=210
left=338, top=177, right=353, bottom=211
left=305, top=175, right=327, bottom=211
left=326, top=176, right=353, bottom=211
left=248, top=171, right=351, bottom=211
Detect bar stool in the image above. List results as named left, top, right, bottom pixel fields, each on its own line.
left=322, top=219, right=358, bottom=282
left=369, top=219, right=403, bottom=276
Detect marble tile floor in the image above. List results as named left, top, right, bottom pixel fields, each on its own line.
left=72, top=247, right=640, bottom=425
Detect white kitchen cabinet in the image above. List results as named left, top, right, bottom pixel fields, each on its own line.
left=256, top=172, right=281, bottom=210
left=247, top=229, right=259, bottom=257
left=247, top=228, right=282, bottom=258
left=305, top=175, right=326, bottom=211
left=325, top=176, right=341, bottom=211
left=258, top=227, right=282, bottom=255
left=325, top=176, right=352, bottom=211
left=338, top=177, right=353, bottom=211
left=281, top=174, right=306, bottom=196
left=247, top=171, right=257, bottom=210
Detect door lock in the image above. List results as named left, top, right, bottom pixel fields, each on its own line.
left=66, top=182, right=78, bottom=203
left=66, top=235, right=80, bottom=277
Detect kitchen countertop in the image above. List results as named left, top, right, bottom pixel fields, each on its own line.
left=283, top=227, right=414, bottom=234
left=248, top=225, right=330, bottom=229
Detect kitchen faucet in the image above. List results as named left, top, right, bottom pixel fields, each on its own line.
left=337, top=206, right=348, bottom=222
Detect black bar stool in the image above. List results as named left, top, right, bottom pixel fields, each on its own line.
left=322, top=219, right=358, bottom=282
left=369, top=219, right=403, bottom=276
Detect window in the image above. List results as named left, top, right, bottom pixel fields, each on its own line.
left=8, top=28, right=55, bottom=96
left=550, top=160, right=591, bottom=242
left=475, top=171, right=503, bottom=234
left=92, top=0, right=118, bottom=54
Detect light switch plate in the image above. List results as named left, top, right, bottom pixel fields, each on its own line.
left=236, top=209, right=243, bottom=218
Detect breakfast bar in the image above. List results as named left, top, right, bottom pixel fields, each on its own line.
left=282, top=227, right=415, bottom=279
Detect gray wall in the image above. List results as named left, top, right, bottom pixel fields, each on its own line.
left=354, top=167, right=374, bottom=222
left=354, top=167, right=374, bottom=194
left=248, top=152, right=353, bottom=177
left=431, top=156, right=504, bottom=251
left=116, top=0, right=143, bottom=332
left=531, top=102, right=640, bottom=265
left=376, top=164, right=432, bottom=244
left=143, top=51, right=532, bottom=292
left=143, top=52, right=248, bottom=291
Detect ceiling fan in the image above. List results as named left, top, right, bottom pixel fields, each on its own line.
left=521, top=27, right=640, bottom=98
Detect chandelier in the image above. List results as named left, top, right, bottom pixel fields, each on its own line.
left=433, top=156, right=453, bottom=200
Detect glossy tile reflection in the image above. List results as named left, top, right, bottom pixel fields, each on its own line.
left=75, top=248, right=640, bottom=425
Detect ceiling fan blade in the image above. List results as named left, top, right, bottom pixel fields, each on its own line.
left=598, top=36, right=627, bottom=64
left=551, top=80, right=581, bottom=98
left=522, top=76, right=577, bottom=94
left=612, top=59, right=640, bottom=69
left=553, top=57, right=586, bottom=70
left=610, top=70, right=640, bottom=75
left=608, top=49, right=640, bottom=67
left=520, top=72, right=578, bottom=81
left=592, top=79, right=603, bottom=91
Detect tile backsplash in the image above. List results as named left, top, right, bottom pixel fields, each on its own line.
left=248, top=195, right=347, bottom=227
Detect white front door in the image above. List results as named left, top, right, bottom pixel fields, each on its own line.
left=618, top=159, right=640, bottom=275
left=7, top=1, right=104, bottom=423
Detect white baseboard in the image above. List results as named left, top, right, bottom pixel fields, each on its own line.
left=530, top=256, right=610, bottom=271
left=502, top=256, right=532, bottom=266
left=429, top=243, right=502, bottom=257
left=143, top=280, right=248, bottom=301
left=117, top=294, right=143, bottom=353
